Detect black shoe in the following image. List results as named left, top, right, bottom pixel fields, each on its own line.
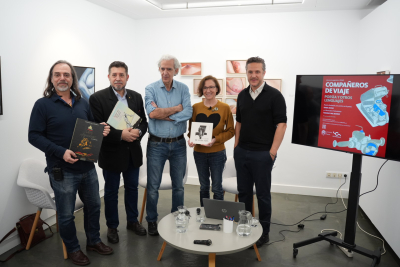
left=127, top=221, right=147, bottom=236
left=107, top=228, right=119, bottom=244
left=148, top=222, right=159, bottom=236
left=255, top=234, right=269, bottom=248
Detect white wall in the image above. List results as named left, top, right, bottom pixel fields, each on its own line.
left=357, top=0, right=400, bottom=258
left=0, top=0, right=137, bottom=254
left=134, top=10, right=363, bottom=197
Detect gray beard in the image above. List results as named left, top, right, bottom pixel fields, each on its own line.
left=55, top=86, right=69, bottom=92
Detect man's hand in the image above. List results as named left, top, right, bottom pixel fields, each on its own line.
left=63, top=149, right=78, bottom=164
left=201, top=138, right=216, bottom=147
left=122, top=128, right=137, bottom=142
left=149, top=101, right=184, bottom=120
left=130, top=129, right=140, bottom=139
left=100, top=122, right=110, bottom=137
left=175, top=104, right=183, bottom=113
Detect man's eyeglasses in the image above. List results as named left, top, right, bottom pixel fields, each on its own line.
left=203, top=86, right=216, bottom=91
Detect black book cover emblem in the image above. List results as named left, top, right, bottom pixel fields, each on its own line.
left=69, top=118, right=104, bottom=162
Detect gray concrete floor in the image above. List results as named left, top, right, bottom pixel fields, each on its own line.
left=2, top=184, right=399, bottom=266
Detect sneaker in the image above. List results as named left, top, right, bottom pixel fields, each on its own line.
left=148, top=222, right=159, bottom=236
left=127, top=221, right=147, bottom=236
left=255, top=234, right=269, bottom=248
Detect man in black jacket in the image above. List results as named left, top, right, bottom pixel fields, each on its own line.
left=234, top=57, right=287, bottom=248
left=89, top=61, right=148, bottom=244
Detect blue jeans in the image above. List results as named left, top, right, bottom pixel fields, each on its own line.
left=103, top=158, right=139, bottom=229
left=234, top=146, right=276, bottom=234
left=146, top=138, right=186, bottom=222
left=193, top=150, right=226, bottom=206
left=49, top=168, right=101, bottom=253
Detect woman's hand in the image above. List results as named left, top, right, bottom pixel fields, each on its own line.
left=188, top=139, right=195, bottom=147
left=201, top=138, right=216, bottom=147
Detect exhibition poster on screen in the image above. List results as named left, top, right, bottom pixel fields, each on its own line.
left=317, top=75, right=393, bottom=157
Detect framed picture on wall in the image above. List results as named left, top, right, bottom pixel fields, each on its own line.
left=226, top=60, right=246, bottom=74
left=181, top=62, right=202, bottom=76
left=264, top=79, right=282, bottom=92
left=74, top=66, right=95, bottom=102
left=193, top=78, right=224, bottom=96
left=224, top=98, right=237, bottom=115
left=226, top=77, right=246, bottom=96
left=0, top=57, right=2, bottom=115
left=377, top=70, right=390, bottom=75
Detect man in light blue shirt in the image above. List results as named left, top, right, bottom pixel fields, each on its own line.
left=144, top=55, right=192, bottom=235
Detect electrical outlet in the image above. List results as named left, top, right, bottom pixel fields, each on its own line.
left=326, top=171, right=350, bottom=179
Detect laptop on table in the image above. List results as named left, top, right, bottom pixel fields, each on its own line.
left=203, top=199, right=245, bottom=222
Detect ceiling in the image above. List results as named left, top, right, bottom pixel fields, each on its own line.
left=85, top=0, right=386, bottom=20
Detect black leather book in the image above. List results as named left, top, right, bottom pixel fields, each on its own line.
left=69, top=118, right=104, bottom=162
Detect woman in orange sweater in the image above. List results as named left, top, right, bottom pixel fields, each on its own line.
left=188, top=76, right=235, bottom=206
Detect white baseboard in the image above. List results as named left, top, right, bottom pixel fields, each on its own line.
left=0, top=189, right=105, bottom=256
left=186, top=176, right=348, bottom=198
left=271, top=184, right=348, bottom=198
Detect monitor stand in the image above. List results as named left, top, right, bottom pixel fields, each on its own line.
left=292, top=154, right=382, bottom=266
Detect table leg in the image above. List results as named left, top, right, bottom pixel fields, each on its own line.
left=157, top=241, right=167, bottom=261
left=209, top=253, right=216, bottom=267
left=253, top=244, right=262, bottom=261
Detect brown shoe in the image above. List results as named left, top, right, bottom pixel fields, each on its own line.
left=127, top=221, right=147, bottom=236
left=68, top=250, right=90, bottom=266
left=86, top=242, right=114, bottom=255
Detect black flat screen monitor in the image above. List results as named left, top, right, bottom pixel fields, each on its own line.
left=292, top=75, right=400, bottom=162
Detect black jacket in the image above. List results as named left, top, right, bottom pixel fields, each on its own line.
left=89, top=86, right=148, bottom=171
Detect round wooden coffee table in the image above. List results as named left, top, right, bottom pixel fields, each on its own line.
left=157, top=207, right=263, bottom=267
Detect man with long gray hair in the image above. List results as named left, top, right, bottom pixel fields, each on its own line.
left=29, top=60, right=113, bottom=265
left=144, top=55, right=192, bottom=235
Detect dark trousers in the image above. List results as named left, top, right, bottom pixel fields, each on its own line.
left=193, top=150, right=227, bottom=207
left=103, top=158, right=140, bottom=229
left=50, top=168, right=101, bottom=253
left=234, top=146, right=275, bottom=234
left=146, top=138, right=187, bottom=222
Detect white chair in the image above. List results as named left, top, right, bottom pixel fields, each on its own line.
left=138, top=159, right=188, bottom=223
left=17, top=158, right=84, bottom=259
left=222, top=156, right=256, bottom=216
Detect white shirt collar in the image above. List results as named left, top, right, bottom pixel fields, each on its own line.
left=250, top=82, right=265, bottom=94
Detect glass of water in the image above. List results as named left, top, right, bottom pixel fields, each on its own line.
left=236, top=210, right=252, bottom=236
left=175, top=206, right=189, bottom=233
left=196, top=208, right=205, bottom=223
left=251, top=217, right=259, bottom=227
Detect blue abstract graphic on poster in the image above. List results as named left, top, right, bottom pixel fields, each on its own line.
left=74, top=66, right=95, bottom=102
